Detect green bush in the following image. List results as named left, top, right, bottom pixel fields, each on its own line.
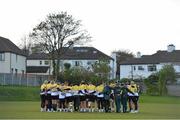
left=144, top=73, right=159, bottom=95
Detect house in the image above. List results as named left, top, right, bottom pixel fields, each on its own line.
left=120, top=44, right=180, bottom=80
left=27, top=47, right=116, bottom=79
left=0, top=36, right=26, bottom=74
left=26, top=53, right=50, bottom=75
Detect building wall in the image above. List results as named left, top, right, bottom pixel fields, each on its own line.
left=27, top=60, right=50, bottom=66
left=0, top=53, right=11, bottom=73
left=0, top=52, right=26, bottom=74
left=120, top=63, right=180, bottom=79
left=10, top=53, right=26, bottom=74
left=27, top=59, right=51, bottom=75
left=120, top=64, right=161, bottom=79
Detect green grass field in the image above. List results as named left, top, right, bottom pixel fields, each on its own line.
left=0, top=86, right=180, bottom=119
left=0, top=102, right=180, bottom=119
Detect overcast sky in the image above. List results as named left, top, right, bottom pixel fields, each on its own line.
left=1, top=0, right=180, bottom=56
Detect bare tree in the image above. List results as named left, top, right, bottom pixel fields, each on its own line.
left=18, top=35, right=33, bottom=55
left=29, top=12, right=91, bottom=80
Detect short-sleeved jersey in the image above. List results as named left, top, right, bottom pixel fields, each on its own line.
left=87, top=84, right=96, bottom=91
left=56, top=84, right=61, bottom=90
left=79, top=84, right=87, bottom=90
left=64, top=85, right=72, bottom=90
left=40, top=84, right=47, bottom=91
left=72, top=85, right=79, bottom=91
left=96, top=84, right=104, bottom=92
left=46, top=83, right=52, bottom=90
left=51, top=83, right=58, bottom=92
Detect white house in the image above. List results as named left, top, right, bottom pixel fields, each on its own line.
left=26, top=53, right=51, bottom=75
left=0, top=36, right=26, bottom=74
left=26, top=47, right=116, bottom=79
left=120, top=44, right=180, bottom=80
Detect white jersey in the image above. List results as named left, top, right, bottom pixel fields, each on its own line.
left=93, top=91, right=98, bottom=96
left=88, top=90, right=95, bottom=94
left=40, top=91, right=46, bottom=95
left=72, top=90, right=79, bottom=96
left=66, top=90, right=73, bottom=97
left=51, top=91, right=59, bottom=96
left=47, top=90, right=51, bottom=94
left=134, top=92, right=139, bottom=96
left=97, top=92, right=104, bottom=98
left=79, top=90, right=86, bottom=96
left=59, top=91, right=66, bottom=99
left=128, top=92, right=134, bottom=96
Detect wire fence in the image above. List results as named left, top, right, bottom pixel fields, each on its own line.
left=0, top=73, right=49, bottom=86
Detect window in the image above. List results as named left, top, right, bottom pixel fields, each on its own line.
left=76, top=49, right=88, bottom=52
left=40, top=61, right=42, bottom=65
left=0, top=53, right=5, bottom=61
left=138, top=66, right=144, bottom=71
left=87, top=61, right=91, bottom=65
left=133, top=66, right=136, bottom=71
left=148, top=65, right=157, bottom=71
left=22, top=70, right=24, bottom=77
left=16, top=54, right=18, bottom=62
left=93, top=51, right=97, bottom=54
left=44, top=60, right=49, bottom=65
left=15, top=69, right=18, bottom=76
left=87, top=61, right=95, bottom=65
left=75, top=61, right=82, bottom=66
left=75, top=61, right=79, bottom=66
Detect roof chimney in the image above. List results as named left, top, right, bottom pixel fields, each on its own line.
left=136, top=52, right=141, bottom=58
left=167, top=44, right=175, bottom=52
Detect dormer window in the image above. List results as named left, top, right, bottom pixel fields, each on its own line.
left=93, top=51, right=97, bottom=54
left=76, top=49, right=88, bottom=52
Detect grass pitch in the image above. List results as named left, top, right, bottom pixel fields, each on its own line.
left=0, top=101, right=180, bottom=119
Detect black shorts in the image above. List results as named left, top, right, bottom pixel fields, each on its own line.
left=87, top=95, right=96, bottom=102
left=128, top=96, right=133, bottom=102
left=44, top=94, right=48, bottom=100
left=59, top=98, right=65, bottom=103
left=40, top=94, right=46, bottom=102
left=80, top=96, right=86, bottom=101
left=51, top=95, right=59, bottom=100
left=66, top=96, right=74, bottom=102
left=47, top=94, right=52, bottom=100
left=97, top=97, right=104, bottom=101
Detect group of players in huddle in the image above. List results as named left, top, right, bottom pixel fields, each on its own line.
left=40, top=80, right=139, bottom=113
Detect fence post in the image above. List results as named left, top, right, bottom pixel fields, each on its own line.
left=19, top=74, right=21, bottom=86
left=27, top=75, right=28, bottom=87
left=11, top=74, right=13, bottom=86
left=3, top=73, right=5, bottom=85
left=34, top=75, right=36, bottom=86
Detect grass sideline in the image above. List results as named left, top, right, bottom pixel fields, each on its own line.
left=0, top=85, right=39, bottom=101
left=0, top=85, right=180, bottom=119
